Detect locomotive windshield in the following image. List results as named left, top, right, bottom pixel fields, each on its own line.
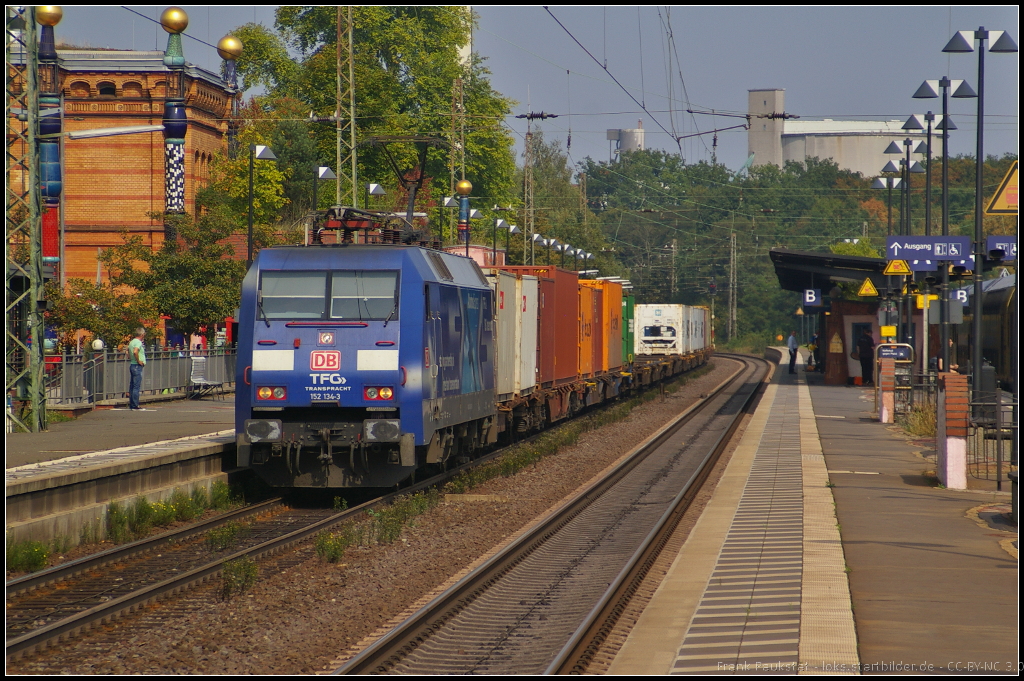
left=259, top=270, right=399, bottom=320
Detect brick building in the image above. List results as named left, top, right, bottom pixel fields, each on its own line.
left=13, top=48, right=236, bottom=282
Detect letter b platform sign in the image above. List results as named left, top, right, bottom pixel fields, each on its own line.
left=803, top=289, right=822, bottom=307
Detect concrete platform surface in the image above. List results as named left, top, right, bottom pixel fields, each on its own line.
left=609, top=350, right=1017, bottom=675
left=6, top=398, right=234, bottom=469
left=807, top=371, right=1018, bottom=675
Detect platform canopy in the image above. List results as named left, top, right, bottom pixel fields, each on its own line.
left=769, top=249, right=888, bottom=293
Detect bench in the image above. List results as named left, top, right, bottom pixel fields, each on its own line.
left=188, top=356, right=224, bottom=400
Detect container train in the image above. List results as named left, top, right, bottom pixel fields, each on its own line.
left=235, top=216, right=713, bottom=489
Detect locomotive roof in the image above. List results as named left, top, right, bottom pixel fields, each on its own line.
left=256, top=245, right=489, bottom=289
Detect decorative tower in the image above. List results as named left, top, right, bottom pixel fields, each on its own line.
left=456, top=179, right=472, bottom=257
left=160, top=7, right=188, bottom=225
left=217, top=34, right=242, bottom=159
left=36, top=6, right=62, bottom=272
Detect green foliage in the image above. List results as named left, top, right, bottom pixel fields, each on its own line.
left=898, top=403, right=937, bottom=438
left=229, top=6, right=516, bottom=229
left=314, top=527, right=354, bottom=563
left=211, top=480, right=240, bottom=511
left=45, top=278, right=160, bottom=351
left=332, top=496, right=348, bottom=512
left=6, top=538, right=51, bottom=573
left=221, top=556, right=259, bottom=599
left=206, top=521, right=249, bottom=552
left=106, top=500, right=131, bottom=544
left=98, top=195, right=248, bottom=340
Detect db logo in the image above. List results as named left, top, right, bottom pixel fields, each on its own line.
left=310, top=351, right=340, bottom=371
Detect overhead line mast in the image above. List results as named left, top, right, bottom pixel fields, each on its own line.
left=515, top=111, right=557, bottom=265
left=336, top=7, right=356, bottom=208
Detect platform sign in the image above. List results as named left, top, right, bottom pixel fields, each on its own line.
left=952, top=289, right=969, bottom=305
left=857, top=278, right=879, bottom=297
left=914, top=294, right=939, bottom=309
left=986, top=235, right=1017, bottom=261
left=883, top=259, right=911, bottom=275
left=878, top=345, right=911, bottom=360
left=803, top=288, right=822, bottom=306
left=984, top=161, right=1017, bottom=215
left=880, top=325, right=897, bottom=339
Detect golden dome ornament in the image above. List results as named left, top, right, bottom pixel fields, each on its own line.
left=217, top=35, right=243, bottom=61
left=35, top=6, right=63, bottom=27
left=455, top=179, right=473, bottom=196
left=160, top=7, right=188, bottom=34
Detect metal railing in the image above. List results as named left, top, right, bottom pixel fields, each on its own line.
left=967, top=390, right=1018, bottom=490
left=44, top=348, right=236, bottom=406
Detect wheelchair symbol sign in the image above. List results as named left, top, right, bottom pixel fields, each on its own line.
left=947, top=242, right=961, bottom=257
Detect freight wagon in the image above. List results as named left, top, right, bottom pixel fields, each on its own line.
left=236, top=210, right=714, bottom=490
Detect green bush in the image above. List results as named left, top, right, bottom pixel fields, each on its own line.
left=898, top=404, right=937, bottom=438
left=106, top=500, right=131, bottom=543
left=128, top=496, right=155, bottom=537
left=314, top=527, right=354, bottom=562
left=210, top=480, right=240, bottom=510
left=206, top=521, right=248, bottom=551
left=221, top=556, right=258, bottom=599
left=6, top=538, right=50, bottom=573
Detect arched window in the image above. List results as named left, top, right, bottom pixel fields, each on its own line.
left=122, top=81, right=143, bottom=98
left=97, top=81, right=116, bottom=97
left=69, top=80, right=90, bottom=97
left=151, top=81, right=166, bottom=98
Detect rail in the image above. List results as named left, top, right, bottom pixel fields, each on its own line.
left=44, top=348, right=236, bottom=406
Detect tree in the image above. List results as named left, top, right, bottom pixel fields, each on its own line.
left=229, top=6, right=516, bottom=231
left=99, top=188, right=249, bottom=342
left=45, top=279, right=160, bottom=350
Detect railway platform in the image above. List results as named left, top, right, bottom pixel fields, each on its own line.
left=609, top=349, right=1017, bottom=675
left=6, top=398, right=235, bottom=546
left=6, top=397, right=234, bottom=469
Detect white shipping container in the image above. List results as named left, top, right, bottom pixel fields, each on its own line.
left=485, top=270, right=518, bottom=399
left=517, top=275, right=539, bottom=396
left=635, top=304, right=684, bottom=356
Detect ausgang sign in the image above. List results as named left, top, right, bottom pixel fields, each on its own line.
left=886, top=236, right=973, bottom=271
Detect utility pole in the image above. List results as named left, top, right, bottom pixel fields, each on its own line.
left=449, top=78, right=465, bottom=244
left=670, top=238, right=677, bottom=300
left=516, top=112, right=557, bottom=264
left=6, top=7, right=45, bottom=433
left=336, top=7, right=356, bottom=207
left=729, top=232, right=737, bottom=342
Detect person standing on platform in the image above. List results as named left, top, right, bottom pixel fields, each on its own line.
left=810, top=331, right=821, bottom=371
left=128, top=327, right=147, bottom=410
left=787, top=330, right=799, bottom=374
left=857, top=327, right=876, bottom=386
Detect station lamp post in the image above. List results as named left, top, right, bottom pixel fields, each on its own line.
left=365, top=182, right=385, bottom=210
left=530, top=233, right=544, bottom=265
left=872, top=167, right=901, bottom=237
left=492, top=218, right=508, bottom=267
left=248, top=144, right=277, bottom=267
left=943, top=26, right=1017, bottom=387
left=504, top=224, right=521, bottom=264
left=309, top=166, right=336, bottom=244
left=913, top=76, right=976, bottom=372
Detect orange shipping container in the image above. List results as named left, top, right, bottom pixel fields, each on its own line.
left=578, top=283, right=598, bottom=378
left=580, top=280, right=623, bottom=373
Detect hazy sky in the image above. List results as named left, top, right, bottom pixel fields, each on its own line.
left=55, top=6, right=1019, bottom=173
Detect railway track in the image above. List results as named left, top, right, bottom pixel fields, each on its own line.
left=334, top=354, right=769, bottom=675
left=5, top=358, right=728, bottom=664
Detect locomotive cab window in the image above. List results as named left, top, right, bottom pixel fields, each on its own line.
left=260, top=271, right=327, bottom=318
left=330, top=270, right=399, bottom=320
left=258, top=270, right=398, bottom=321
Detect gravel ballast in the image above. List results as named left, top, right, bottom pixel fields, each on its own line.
left=9, top=359, right=741, bottom=675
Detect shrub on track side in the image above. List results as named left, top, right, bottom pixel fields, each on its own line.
left=221, top=556, right=258, bottom=599
left=6, top=538, right=51, bottom=573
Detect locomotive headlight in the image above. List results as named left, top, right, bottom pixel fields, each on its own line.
left=257, top=386, right=272, bottom=400
left=379, top=387, right=393, bottom=400
left=256, top=386, right=286, bottom=401
left=365, top=387, right=379, bottom=399
left=272, top=387, right=286, bottom=399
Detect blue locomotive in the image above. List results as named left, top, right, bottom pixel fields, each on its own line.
left=236, top=244, right=496, bottom=488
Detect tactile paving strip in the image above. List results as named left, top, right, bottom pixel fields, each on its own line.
left=671, top=384, right=804, bottom=674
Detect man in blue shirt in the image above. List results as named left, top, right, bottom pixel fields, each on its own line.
left=787, top=330, right=799, bottom=374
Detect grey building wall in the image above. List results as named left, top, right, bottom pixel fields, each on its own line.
left=748, top=89, right=785, bottom=167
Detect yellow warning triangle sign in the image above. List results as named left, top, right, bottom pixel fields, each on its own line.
left=883, top=259, right=912, bottom=275
left=857, top=277, right=879, bottom=296
left=985, top=160, right=1018, bottom=215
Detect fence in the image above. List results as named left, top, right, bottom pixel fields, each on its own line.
left=967, top=390, right=1018, bottom=491
left=45, top=348, right=236, bottom=406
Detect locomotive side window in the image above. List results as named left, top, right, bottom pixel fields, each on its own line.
left=260, top=271, right=327, bottom=318
left=330, top=270, right=399, bottom=320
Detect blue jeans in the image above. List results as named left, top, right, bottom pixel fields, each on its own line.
left=129, top=363, right=144, bottom=409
